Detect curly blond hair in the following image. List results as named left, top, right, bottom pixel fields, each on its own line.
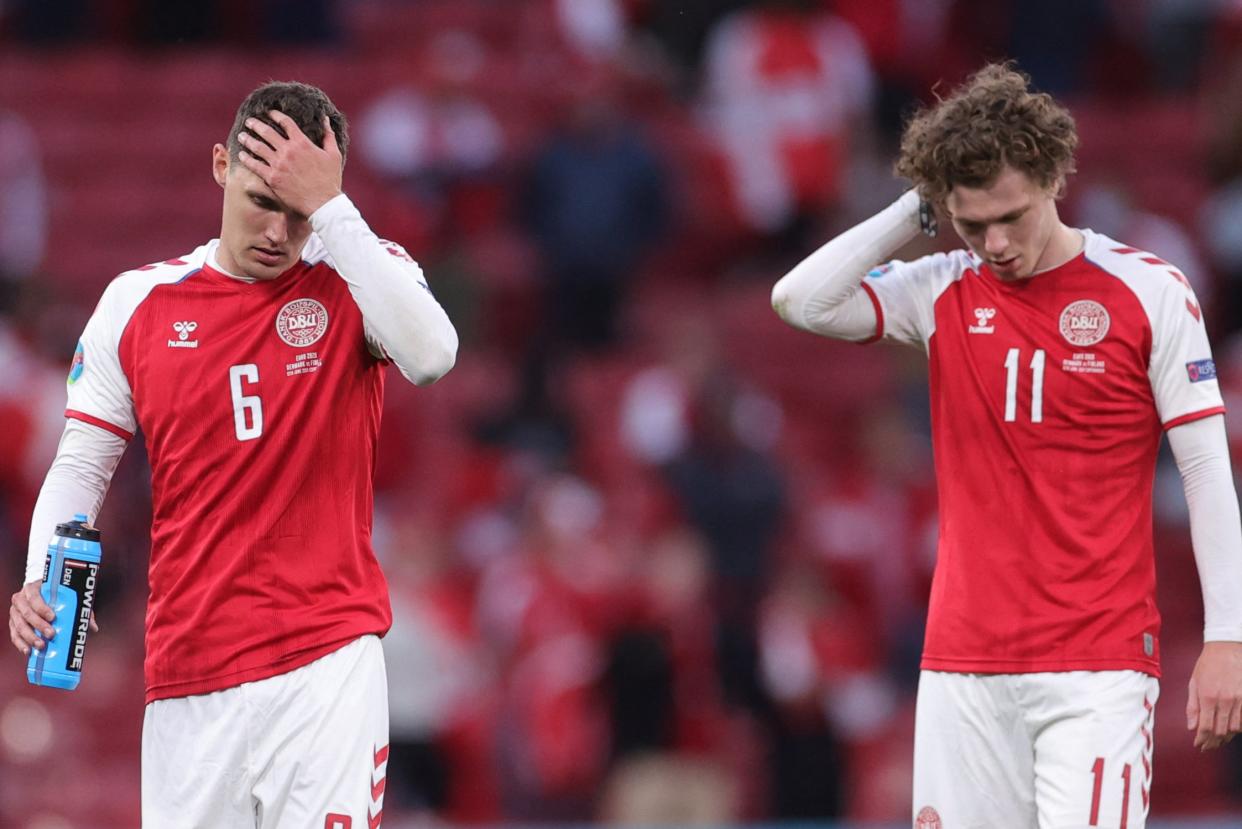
left=896, top=63, right=1078, bottom=208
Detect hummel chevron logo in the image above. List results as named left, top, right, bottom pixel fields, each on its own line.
left=968, top=307, right=996, bottom=334
left=168, top=320, right=199, bottom=349
left=1111, top=246, right=1202, bottom=320
left=368, top=743, right=389, bottom=829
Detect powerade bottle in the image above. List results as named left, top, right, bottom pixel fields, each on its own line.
left=26, top=515, right=102, bottom=690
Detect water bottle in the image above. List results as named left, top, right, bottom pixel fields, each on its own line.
left=26, top=515, right=102, bottom=690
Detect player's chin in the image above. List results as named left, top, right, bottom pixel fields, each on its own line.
left=247, top=251, right=289, bottom=278
left=992, top=257, right=1032, bottom=281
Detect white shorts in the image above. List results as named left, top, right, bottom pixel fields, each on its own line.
left=142, top=635, right=389, bottom=829
left=913, top=670, right=1158, bottom=829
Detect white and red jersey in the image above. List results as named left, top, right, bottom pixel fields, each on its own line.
left=862, top=230, right=1225, bottom=676
left=68, top=236, right=407, bottom=702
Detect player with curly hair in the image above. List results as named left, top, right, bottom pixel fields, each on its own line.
left=772, top=63, right=1242, bottom=827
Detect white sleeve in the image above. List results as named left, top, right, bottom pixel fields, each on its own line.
left=310, top=194, right=458, bottom=386
left=24, top=419, right=127, bottom=584
left=65, top=282, right=138, bottom=439
left=859, top=250, right=971, bottom=349
left=1167, top=414, right=1242, bottom=642
left=1147, top=271, right=1224, bottom=428
left=770, top=190, right=921, bottom=342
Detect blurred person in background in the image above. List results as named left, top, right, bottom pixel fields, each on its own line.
left=0, top=107, right=61, bottom=535
left=698, top=0, right=874, bottom=241
left=521, top=69, right=667, bottom=353
left=1201, top=12, right=1242, bottom=341
left=377, top=504, right=497, bottom=821
left=0, top=108, right=47, bottom=283
left=8, top=81, right=457, bottom=827
left=551, top=0, right=629, bottom=64
left=772, top=63, right=1242, bottom=827
left=0, top=280, right=64, bottom=549
left=755, top=563, right=855, bottom=818
left=478, top=473, right=619, bottom=821
left=356, top=29, right=506, bottom=247
left=1002, top=0, right=1112, bottom=96
left=661, top=370, right=786, bottom=714
left=621, top=314, right=787, bottom=719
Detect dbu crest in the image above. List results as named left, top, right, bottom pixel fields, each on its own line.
left=275, top=298, right=329, bottom=347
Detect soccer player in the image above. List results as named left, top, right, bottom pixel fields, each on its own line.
left=8, top=81, right=458, bottom=827
left=771, top=64, right=1242, bottom=827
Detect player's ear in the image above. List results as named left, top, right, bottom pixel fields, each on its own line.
left=212, top=144, right=230, bottom=188
left=1051, top=174, right=1067, bottom=201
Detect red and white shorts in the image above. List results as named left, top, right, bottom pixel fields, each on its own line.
left=913, top=669, right=1158, bottom=829
left=141, top=635, right=389, bottom=829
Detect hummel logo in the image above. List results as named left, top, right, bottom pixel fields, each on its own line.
left=168, top=321, right=199, bottom=349
left=968, top=307, right=996, bottom=334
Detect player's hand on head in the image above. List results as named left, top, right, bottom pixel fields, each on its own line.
left=1187, top=641, right=1242, bottom=750
left=9, top=580, right=56, bottom=657
left=237, top=111, right=342, bottom=218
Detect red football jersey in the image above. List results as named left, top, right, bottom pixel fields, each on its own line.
left=862, top=230, right=1225, bottom=676
left=67, top=237, right=403, bottom=701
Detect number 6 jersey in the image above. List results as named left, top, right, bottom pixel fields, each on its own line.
left=862, top=229, right=1224, bottom=675
left=66, top=237, right=402, bottom=702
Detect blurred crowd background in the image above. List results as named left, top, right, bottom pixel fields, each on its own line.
left=4, top=0, right=1242, bottom=826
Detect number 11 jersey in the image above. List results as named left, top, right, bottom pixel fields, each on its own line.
left=862, top=229, right=1224, bottom=676
left=65, top=237, right=401, bottom=702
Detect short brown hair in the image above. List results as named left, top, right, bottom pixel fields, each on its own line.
left=895, top=63, right=1077, bottom=208
left=227, top=81, right=349, bottom=164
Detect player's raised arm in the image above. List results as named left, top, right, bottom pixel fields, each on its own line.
left=238, top=110, right=458, bottom=386
left=309, top=197, right=458, bottom=385
left=771, top=189, right=923, bottom=340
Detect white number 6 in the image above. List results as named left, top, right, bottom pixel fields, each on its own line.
left=229, top=363, right=263, bottom=441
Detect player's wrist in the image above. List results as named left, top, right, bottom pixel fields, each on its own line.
left=892, top=189, right=935, bottom=237
left=308, top=190, right=347, bottom=217
left=309, top=192, right=354, bottom=230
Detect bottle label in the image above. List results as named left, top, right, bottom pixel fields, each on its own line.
left=61, top=558, right=98, bottom=673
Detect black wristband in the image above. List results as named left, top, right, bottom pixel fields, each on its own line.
left=919, top=199, right=938, bottom=238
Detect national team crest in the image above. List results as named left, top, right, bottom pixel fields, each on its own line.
left=915, top=805, right=942, bottom=829
left=275, top=298, right=329, bottom=347
left=1059, top=300, right=1110, bottom=347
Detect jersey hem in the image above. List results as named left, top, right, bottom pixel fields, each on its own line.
left=921, top=655, right=1160, bottom=678
left=65, top=409, right=134, bottom=441
left=1164, top=406, right=1227, bottom=431
left=143, top=630, right=381, bottom=703
left=859, top=281, right=884, bottom=344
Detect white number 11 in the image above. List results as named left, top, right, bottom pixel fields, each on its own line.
left=229, top=363, right=263, bottom=441
left=1004, top=348, right=1045, bottom=423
